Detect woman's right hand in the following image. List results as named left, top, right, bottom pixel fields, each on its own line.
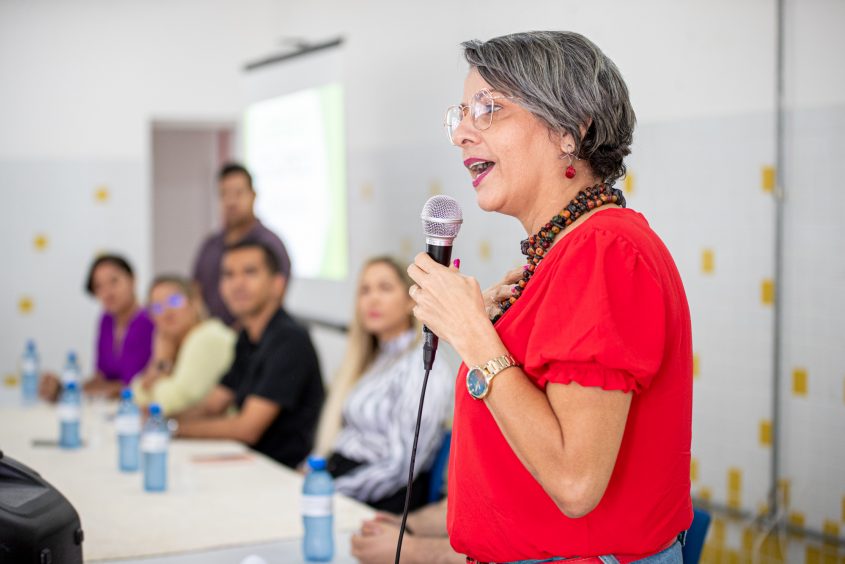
left=482, top=265, right=525, bottom=319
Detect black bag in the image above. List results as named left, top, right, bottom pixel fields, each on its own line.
left=0, top=450, right=83, bottom=563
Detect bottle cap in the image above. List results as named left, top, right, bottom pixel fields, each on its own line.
left=26, top=339, right=36, bottom=351
left=67, top=351, right=77, bottom=362
left=120, top=388, right=133, bottom=401
left=149, top=403, right=162, bottom=416
left=307, top=456, right=327, bottom=471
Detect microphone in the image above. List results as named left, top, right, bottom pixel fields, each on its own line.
left=420, top=195, right=463, bottom=371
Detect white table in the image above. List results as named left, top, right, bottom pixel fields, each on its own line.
left=0, top=400, right=372, bottom=562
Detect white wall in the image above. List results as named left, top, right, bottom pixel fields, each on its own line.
left=1, top=0, right=843, bottom=544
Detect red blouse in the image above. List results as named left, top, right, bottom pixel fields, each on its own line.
left=447, top=208, right=693, bottom=562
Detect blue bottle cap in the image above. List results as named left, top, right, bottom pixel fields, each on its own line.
left=120, top=388, right=133, bottom=401
left=149, top=403, right=162, bottom=416
left=65, top=381, right=78, bottom=391
left=26, top=339, right=36, bottom=351
left=67, top=351, right=77, bottom=362
left=307, top=456, right=327, bottom=471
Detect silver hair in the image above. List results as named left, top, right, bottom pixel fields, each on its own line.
left=462, top=31, right=636, bottom=185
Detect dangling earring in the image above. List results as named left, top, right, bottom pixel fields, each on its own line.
left=564, top=152, right=577, bottom=179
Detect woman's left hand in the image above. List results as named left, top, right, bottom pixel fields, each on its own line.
left=407, top=253, right=493, bottom=356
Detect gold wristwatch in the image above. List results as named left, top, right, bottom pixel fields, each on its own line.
left=466, top=354, right=519, bottom=400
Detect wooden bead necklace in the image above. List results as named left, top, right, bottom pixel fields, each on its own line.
left=492, top=183, right=627, bottom=323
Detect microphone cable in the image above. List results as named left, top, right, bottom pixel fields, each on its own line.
left=394, top=336, right=438, bottom=564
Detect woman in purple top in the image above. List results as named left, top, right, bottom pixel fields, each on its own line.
left=39, top=254, right=154, bottom=401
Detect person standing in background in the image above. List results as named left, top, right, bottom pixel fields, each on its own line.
left=192, top=163, right=291, bottom=326
left=39, top=254, right=154, bottom=401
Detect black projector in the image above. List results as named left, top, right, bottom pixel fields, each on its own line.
left=0, top=450, right=83, bottom=563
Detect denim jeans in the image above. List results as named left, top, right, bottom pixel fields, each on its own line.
left=504, top=539, right=683, bottom=564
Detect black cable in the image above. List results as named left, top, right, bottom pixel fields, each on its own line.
left=394, top=338, right=437, bottom=564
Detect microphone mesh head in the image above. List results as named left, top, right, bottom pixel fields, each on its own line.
left=421, top=195, right=463, bottom=239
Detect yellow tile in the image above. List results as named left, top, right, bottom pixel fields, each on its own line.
left=33, top=233, right=49, bottom=251
left=3, top=373, right=18, bottom=388
left=761, top=279, right=775, bottom=305
left=693, top=354, right=700, bottom=379
left=727, top=468, right=742, bottom=509
left=429, top=179, right=443, bottom=196
left=701, top=248, right=715, bottom=274
left=624, top=172, right=635, bottom=195
left=789, top=511, right=806, bottom=538
left=759, top=419, right=772, bottom=446
left=779, top=479, right=791, bottom=507
left=725, top=549, right=740, bottom=564
left=478, top=240, right=491, bottom=262
left=793, top=368, right=809, bottom=397
left=806, top=545, right=821, bottom=564
left=742, top=527, right=755, bottom=552
left=822, top=549, right=837, bottom=564
left=762, top=165, right=776, bottom=193
left=842, top=495, right=845, bottom=522
left=823, top=520, right=840, bottom=537
left=699, top=486, right=712, bottom=505
left=711, top=518, right=726, bottom=547
left=691, top=458, right=699, bottom=482
left=18, top=296, right=34, bottom=315
left=94, top=185, right=110, bottom=203
left=757, top=502, right=770, bottom=518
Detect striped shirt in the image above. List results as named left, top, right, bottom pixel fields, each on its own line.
left=332, top=329, right=454, bottom=503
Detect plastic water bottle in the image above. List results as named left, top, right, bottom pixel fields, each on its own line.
left=61, top=350, right=81, bottom=385
left=21, top=340, right=39, bottom=405
left=141, top=403, right=169, bottom=492
left=58, top=381, right=82, bottom=449
left=116, top=388, right=141, bottom=472
left=302, top=456, right=334, bottom=561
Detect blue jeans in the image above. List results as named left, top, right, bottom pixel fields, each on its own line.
left=505, top=540, right=683, bottom=564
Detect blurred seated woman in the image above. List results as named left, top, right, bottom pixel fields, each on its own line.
left=132, top=276, right=235, bottom=416
left=40, top=254, right=154, bottom=401
left=313, top=257, right=453, bottom=513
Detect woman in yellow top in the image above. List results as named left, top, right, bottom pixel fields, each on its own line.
left=132, top=276, right=235, bottom=416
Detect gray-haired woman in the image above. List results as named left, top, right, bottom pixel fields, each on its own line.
left=408, top=31, right=693, bottom=563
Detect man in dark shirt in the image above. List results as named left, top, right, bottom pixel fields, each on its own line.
left=176, top=240, right=323, bottom=468
left=193, top=163, right=291, bottom=326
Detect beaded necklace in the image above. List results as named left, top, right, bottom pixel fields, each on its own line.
left=492, top=183, right=627, bottom=323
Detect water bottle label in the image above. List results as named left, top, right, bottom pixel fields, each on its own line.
left=61, top=369, right=78, bottom=384
left=141, top=432, right=169, bottom=453
left=22, top=359, right=37, bottom=374
left=116, top=414, right=141, bottom=435
left=58, top=404, right=81, bottom=422
left=301, top=494, right=333, bottom=517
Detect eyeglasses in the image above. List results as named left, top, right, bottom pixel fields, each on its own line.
left=149, top=293, right=186, bottom=316
left=444, top=89, right=514, bottom=145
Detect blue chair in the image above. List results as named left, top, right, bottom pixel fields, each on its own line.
left=682, top=507, right=712, bottom=564
left=427, top=430, right=451, bottom=503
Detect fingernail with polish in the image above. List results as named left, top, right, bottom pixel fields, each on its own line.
left=453, top=258, right=461, bottom=268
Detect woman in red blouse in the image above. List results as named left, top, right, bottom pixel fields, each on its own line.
left=408, top=31, right=692, bottom=563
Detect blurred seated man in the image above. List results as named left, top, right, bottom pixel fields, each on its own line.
left=175, top=241, right=324, bottom=468
left=351, top=499, right=461, bottom=564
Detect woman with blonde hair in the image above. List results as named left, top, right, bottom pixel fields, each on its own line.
left=132, top=275, right=235, bottom=416
left=315, top=256, right=453, bottom=513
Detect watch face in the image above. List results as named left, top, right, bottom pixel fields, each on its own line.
left=466, top=368, right=488, bottom=399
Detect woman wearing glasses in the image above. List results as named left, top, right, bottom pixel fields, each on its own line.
left=408, top=32, right=692, bottom=563
left=39, top=254, right=154, bottom=402
left=131, top=276, right=235, bottom=416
